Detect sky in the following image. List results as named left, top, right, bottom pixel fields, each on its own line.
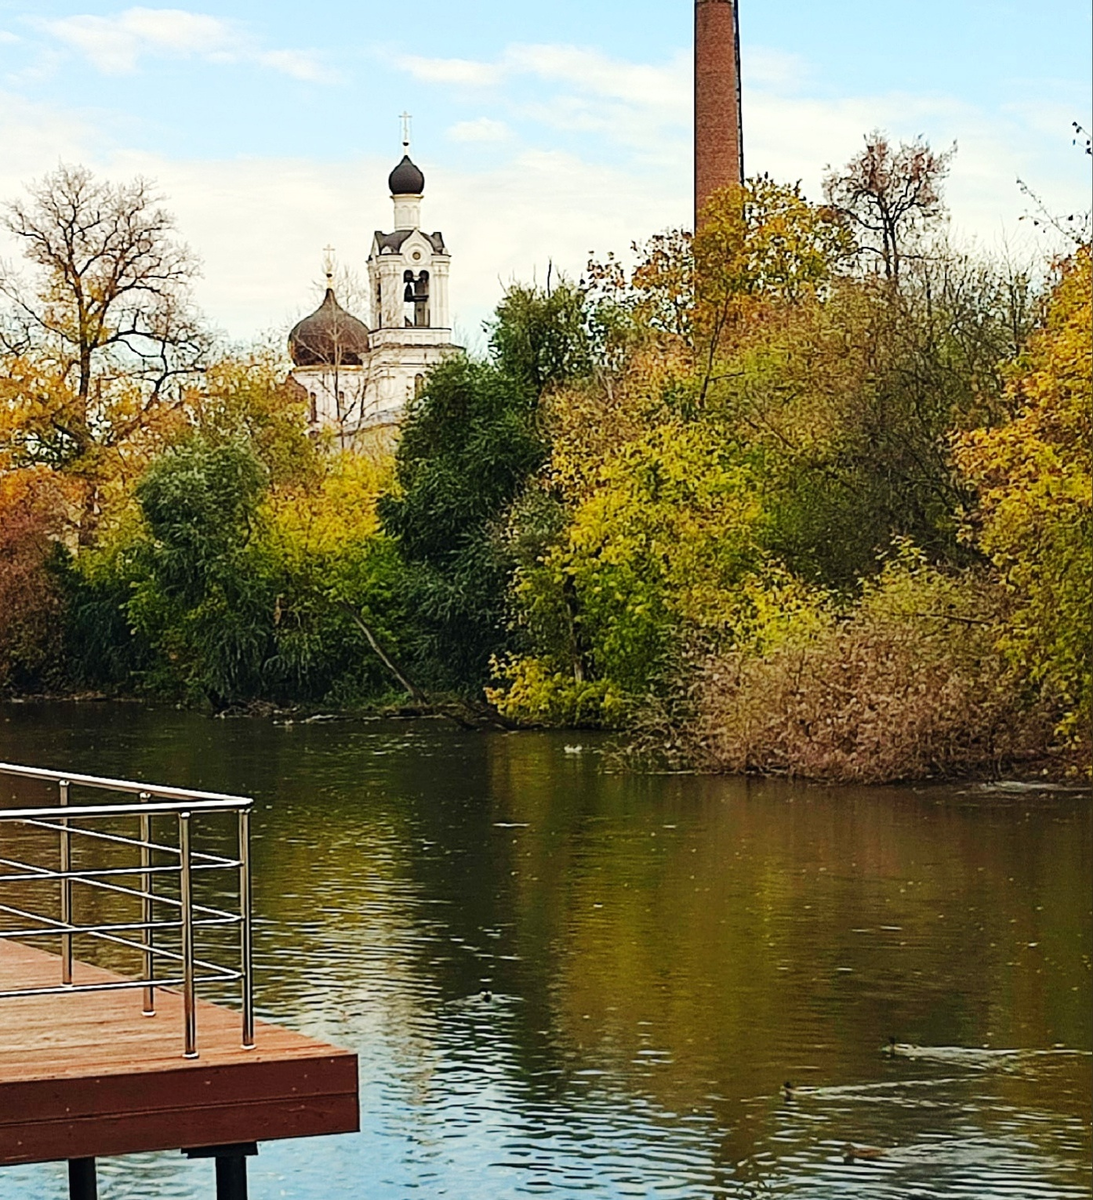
left=0, top=0, right=1090, bottom=346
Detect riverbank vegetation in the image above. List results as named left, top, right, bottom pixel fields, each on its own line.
left=2, top=141, right=1089, bottom=780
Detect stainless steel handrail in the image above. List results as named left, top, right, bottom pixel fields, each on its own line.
left=0, top=763, right=255, bottom=1059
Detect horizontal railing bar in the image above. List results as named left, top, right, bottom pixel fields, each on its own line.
left=0, top=762, right=252, bottom=805
left=1, top=897, right=239, bottom=930
left=0, top=860, right=236, bottom=919
left=11, top=821, right=239, bottom=866
left=0, top=860, right=239, bottom=882
left=0, top=913, right=241, bottom=938
left=0, top=913, right=241, bottom=976
left=3, top=798, right=248, bottom=821
left=1, top=864, right=187, bottom=910
left=32, top=918, right=240, bottom=976
left=0, top=900, right=240, bottom=937
left=0, top=971, right=241, bottom=1000
left=0, top=863, right=182, bottom=883
left=11, top=820, right=238, bottom=868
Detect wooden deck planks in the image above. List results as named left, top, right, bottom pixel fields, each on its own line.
left=0, top=941, right=359, bottom=1166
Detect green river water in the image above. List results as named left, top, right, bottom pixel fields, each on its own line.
left=0, top=701, right=1090, bottom=1198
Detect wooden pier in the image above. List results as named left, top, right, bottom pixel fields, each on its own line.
left=0, top=941, right=358, bottom=1192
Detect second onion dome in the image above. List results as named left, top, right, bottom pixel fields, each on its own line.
left=288, top=288, right=370, bottom=367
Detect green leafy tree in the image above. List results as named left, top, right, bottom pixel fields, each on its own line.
left=378, top=357, right=546, bottom=692
left=127, top=435, right=273, bottom=706
left=489, top=280, right=593, bottom=394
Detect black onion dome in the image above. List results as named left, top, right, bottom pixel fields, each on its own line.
left=388, top=154, right=425, bottom=196
left=288, top=289, right=370, bottom=367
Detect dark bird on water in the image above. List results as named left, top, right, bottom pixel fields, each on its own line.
left=843, top=1144, right=888, bottom=1164
left=781, top=1081, right=795, bottom=1101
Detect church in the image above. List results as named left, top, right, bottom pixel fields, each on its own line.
left=288, top=145, right=460, bottom=440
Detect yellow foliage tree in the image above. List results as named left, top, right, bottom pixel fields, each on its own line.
left=956, top=247, right=1093, bottom=752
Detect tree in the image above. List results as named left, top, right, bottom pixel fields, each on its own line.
left=1, top=165, right=206, bottom=537
left=823, top=132, right=953, bottom=280
left=0, top=468, right=69, bottom=691
left=378, top=357, right=546, bottom=692
left=126, top=435, right=273, bottom=706
left=488, top=280, right=593, bottom=395
left=956, top=247, right=1093, bottom=754
left=693, top=178, right=852, bottom=399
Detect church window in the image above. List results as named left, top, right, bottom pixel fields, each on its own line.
left=414, top=373, right=425, bottom=397
left=309, top=393, right=317, bottom=424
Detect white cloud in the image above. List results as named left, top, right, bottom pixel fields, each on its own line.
left=506, top=43, right=690, bottom=115
left=396, top=54, right=503, bottom=88
left=396, top=43, right=691, bottom=162
left=448, top=117, right=511, bottom=143
left=36, top=7, right=325, bottom=80
left=0, top=89, right=93, bottom=183
left=255, top=48, right=326, bottom=83
left=42, top=9, right=231, bottom=73
left=743, top=47, right=809, bottom=91
left=0, top=31, right=21, bottom=45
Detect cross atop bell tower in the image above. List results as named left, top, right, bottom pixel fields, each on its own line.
left=695, top=0, right=744, bottom=225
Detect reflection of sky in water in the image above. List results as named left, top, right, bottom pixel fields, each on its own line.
left=0, top=705, right=1090, bottom=1199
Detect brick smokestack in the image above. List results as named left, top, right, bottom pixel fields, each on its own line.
left=695, top=0, right=743, bottom=225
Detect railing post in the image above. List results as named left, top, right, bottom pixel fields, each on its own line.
left=239, top=807, right=255, bottom=1050
left=140, top=792, right=155, bottom=1016
left=179, top=810, right=198, bottom=1059
left=58, top=779, right=72, bottom=986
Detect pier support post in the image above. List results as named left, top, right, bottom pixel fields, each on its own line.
left=68, top=1157, right=97, bottom=1200
left=184, top=1142, right=257, bottom=1200
left=215, top=1154, right=248, bottom=1199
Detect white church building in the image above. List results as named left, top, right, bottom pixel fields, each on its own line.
left=288, top=148, right=460, bottom=439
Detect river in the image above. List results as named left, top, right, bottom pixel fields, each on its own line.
left=1, top=701, right=1090, bottom=1198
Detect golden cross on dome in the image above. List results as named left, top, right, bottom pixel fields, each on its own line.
left=322, top=245, right=336, bottom=286
left=400, top=112, right=412, bottom=152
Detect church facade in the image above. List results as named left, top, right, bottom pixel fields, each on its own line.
left=288, top=151, right=460, bottom=440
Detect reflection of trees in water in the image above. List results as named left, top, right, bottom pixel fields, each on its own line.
left=0, top=706, right=1089, bottom=1192
left=482, top=737, right=1093, bottom=1175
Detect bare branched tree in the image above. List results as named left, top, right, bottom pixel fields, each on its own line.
left=1016, top=125, right=1092, bottom=248
left=823, top=132, right=954, bottom=280
left=0, top=164, right=208, bottom=467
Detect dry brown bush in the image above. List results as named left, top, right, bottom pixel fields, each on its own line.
left=0, top=469, right=68, bottom=691
left=664, top=559, right=1051, bottom=783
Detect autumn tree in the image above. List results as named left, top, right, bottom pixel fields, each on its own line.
left=0, top=468, right=70, bottom=691
left=956, top=247, right=1093, bottom=755
left=823, top=132, right=953, bottom=280
left=693, top=178, right=852, bottom=398
left=0, top=164, right=206, bottom=536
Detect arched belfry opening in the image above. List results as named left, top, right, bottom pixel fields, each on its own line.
left=403, top=269, right=430, bottom=327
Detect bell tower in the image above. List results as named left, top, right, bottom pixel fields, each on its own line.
left=695, top=0, right=744, bottom=225
left=364, top=123, right=460, bottom=425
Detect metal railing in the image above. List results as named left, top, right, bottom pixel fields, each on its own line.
left=0, top=762, right=254, bottom=1059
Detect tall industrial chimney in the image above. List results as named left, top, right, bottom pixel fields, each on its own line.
left=694, top=0, right=743, bottom=225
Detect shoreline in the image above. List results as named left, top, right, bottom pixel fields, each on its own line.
left=2, top=692, right=1087, bottom=787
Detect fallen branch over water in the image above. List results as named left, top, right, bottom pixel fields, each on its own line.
left=337, top=603, right=521, bottom=731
